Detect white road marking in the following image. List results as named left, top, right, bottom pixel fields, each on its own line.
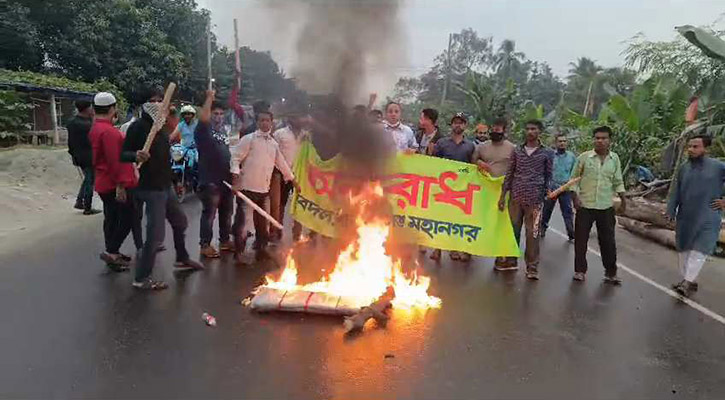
left=549, top=228, right=725, bottom=326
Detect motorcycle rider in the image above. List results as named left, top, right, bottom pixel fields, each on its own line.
left=171, top=105, right=198, bottom=148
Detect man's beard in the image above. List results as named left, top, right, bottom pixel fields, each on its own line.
left=490, top=133, right=503, bottom=142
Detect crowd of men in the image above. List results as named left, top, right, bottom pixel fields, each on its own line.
left=65, top=87, right=725, bottom=296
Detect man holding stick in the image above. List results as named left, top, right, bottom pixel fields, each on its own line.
left=271, top=109, right=308, bottom=242
left=122, top=89, right=203, bottom=290
left=195, top=90, right=235, bottom=258
left=497, top=120, right=552, bottom=279
left=540, top=133, right=577, bottom=240
left=570, top=126, right=626, bottom=284
left=667, top=135, right=725, bottom=297
left=230, top=109, right=299, bottom=263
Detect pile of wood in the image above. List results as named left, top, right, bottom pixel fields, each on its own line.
left=617, top=197, right=725, bottom=256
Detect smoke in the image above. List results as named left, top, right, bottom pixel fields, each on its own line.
left=263, top=0, right=403, bottom=104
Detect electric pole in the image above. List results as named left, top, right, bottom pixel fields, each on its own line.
left=440, top=33, right=454, bottom=106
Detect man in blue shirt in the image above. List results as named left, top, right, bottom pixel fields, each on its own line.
left=195, top=90, right=235, bottom=258
left=541, top=133, right=577, bottom=240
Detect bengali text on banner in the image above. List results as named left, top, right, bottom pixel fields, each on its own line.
left=290, top=141, right=520, bottom=257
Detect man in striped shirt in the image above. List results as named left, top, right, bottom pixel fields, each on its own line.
left=498, top=120, right=553, bottom=280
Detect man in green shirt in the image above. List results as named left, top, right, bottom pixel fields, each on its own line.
left=570, top=126, right=627, bottom=284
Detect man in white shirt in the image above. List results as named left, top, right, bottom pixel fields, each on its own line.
left=230, top=110, right=298, bottom=262
left=383, top=102, right=418, bottom=153
left=271, top=112, right=309, bottom=242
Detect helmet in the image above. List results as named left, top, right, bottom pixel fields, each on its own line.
left=180, top=105, right=196, bottom=116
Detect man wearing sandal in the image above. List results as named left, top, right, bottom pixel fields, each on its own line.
left=121, top=88, right=204, bottom=290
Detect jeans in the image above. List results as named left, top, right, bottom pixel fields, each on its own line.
left=135, top=187, right=190, bottom=282
left=574, top=207, right=617, bottom=277
left=233, top=190, right=269, bottom=252
left=541, top=191, right=575, bottom=237
left=199, top=182, right=233, bottom=246
left=76, top=167, right=94, bottom=210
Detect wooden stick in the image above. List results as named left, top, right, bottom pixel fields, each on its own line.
left=234, top=18, right=241, bottom=89
left=207, top=19, right=213, bottom=91
left=548, top=177, right=581, bottom=200
left=343, top=287, right=394, bottom=333
left=137, top=82, right=176, bottom=168
left=223, top=181, right=284, bottom=230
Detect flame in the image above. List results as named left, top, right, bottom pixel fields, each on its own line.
left=263, top=183, right=441, bottom=311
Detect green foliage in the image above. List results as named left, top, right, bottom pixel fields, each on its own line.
left=624, top=30, right=725, bottom=94
left=0, top=90, right=33, bottom=139
left=0, top=1, right=42, bottom=70
left=3, top=0, right=303, bottom=108
left=0, top=69, right=127, bottom=113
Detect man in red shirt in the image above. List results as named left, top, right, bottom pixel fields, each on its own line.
left=90, top=92, right=139, bottom=271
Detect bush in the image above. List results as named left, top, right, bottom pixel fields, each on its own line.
left=0, top=90, right=33, bottom=146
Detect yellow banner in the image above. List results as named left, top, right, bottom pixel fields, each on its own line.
left=290, top=141, right=520, bottom=257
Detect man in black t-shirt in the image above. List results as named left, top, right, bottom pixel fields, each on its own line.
left=121, top=89, right=203, bottom=291
left=67, top=100, right=100, bottom=214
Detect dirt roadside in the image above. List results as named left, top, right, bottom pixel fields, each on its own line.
left=0, top=147, right=101, bottom=255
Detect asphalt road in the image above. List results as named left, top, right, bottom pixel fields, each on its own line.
left=1, top=198, right=725, bottom=399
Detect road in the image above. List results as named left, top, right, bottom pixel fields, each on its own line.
left=1, top=198, right=725, bottom=399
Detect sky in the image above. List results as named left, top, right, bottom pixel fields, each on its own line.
left=199, top=0, right=723, bottom=92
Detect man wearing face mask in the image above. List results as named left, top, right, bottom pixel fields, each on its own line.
left=471, top=118, right=515, bottom=177
left=121, top=89, right=203, bottom=291
left=470, top=118, right=515, bottom=271
left=194, top=90, right=235, bottom=258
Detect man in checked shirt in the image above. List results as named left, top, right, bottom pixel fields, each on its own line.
left=497, top=120, right=553, bottom=280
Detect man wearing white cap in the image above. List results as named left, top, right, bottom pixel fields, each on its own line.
left=89, top=92, right=140, bottom=271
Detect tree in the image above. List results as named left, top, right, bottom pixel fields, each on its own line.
left=419, top=28, right=493, bottom=105
left=522, top=62, right=564, bottom=112
left=3, top=0, right=304, bottom=107
left=392, top=77, right=425, bottom=104
left=0, top=1, right=43, bottom=70
left=598, top=76, right=691, bottom=173
left=565, top=57, right=603, bottom=116
left=624, top=30, right=725, bottom=107
left=492, top=39, right=529, bottom=85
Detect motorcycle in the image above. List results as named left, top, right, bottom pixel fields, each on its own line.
left=170, top=144, right=199, bottom=202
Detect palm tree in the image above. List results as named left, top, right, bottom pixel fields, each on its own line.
left=493, top=40, right=526, bottom=81
left=567, top=57, right=603, bottom=116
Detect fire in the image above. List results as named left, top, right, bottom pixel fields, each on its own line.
left=263, top=183, right=441, bottom=311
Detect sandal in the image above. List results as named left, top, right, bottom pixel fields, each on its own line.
left=132, top=279, right=169, bottom=290
left=100, top=252, right=130, bottom=267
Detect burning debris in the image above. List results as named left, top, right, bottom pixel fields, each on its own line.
left=242, top=1, right=436, bottom=332
left=246, top=183, right=441, bottom=331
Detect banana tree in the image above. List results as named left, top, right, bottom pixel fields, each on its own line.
left=598, top=76, right=690, bottom=179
